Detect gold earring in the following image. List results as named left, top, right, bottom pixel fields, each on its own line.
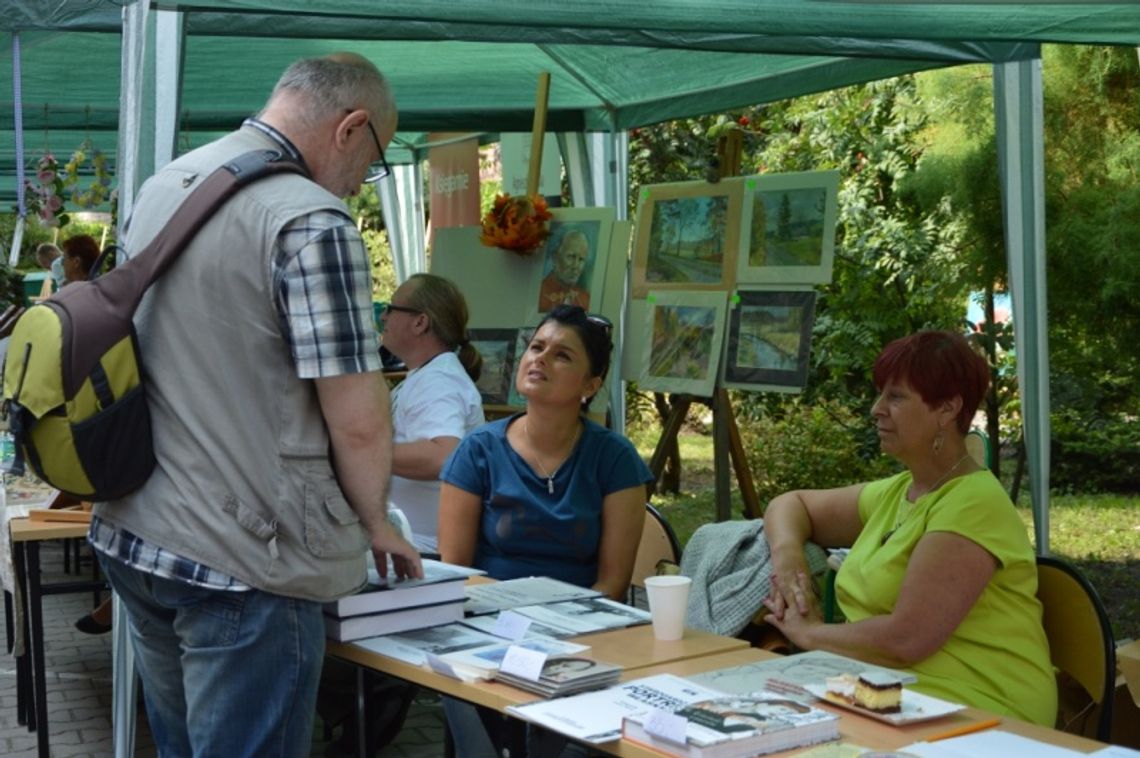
left=932, top=430, right=945, bottom=454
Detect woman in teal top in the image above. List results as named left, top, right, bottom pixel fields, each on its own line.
left=439, top=304, right=651, bottom=599
left=762, top=330, right=1056, bottom=726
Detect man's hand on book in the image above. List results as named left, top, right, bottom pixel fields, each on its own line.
left=370, top=520, right=424, bottom=581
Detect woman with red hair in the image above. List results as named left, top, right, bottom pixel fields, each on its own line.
left=762, top=330, right=1056, bottom=726
left=61, top=234, right=101, bottom=284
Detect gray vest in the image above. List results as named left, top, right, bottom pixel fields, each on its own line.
left=94, top=127, right=370, bottom=601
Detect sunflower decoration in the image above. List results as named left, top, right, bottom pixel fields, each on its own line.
left=480, top=193, right=553, bottom=256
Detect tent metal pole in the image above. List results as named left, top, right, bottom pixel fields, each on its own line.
left=993, top=59, right=1050, bottom=555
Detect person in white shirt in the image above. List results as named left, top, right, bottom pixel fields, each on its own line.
left=381, top=273, right=484, bottom=553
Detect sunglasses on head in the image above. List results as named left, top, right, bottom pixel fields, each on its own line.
left=585, top=313, right=613, bottom=337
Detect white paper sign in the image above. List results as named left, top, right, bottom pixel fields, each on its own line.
left=426, top=653, right=463, bottom=681
left=493, top=610, right=532, bottom=641
left=499, top=645, right=547, bottom=682
left=500, top=132, right=561, bottom=197
left=643, top=707, right=689, bottom=746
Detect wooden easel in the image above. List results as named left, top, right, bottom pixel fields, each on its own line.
left=646, top=131, right=762, bottom=521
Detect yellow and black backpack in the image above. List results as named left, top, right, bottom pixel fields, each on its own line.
left=2, top=149, right=305, bottom=499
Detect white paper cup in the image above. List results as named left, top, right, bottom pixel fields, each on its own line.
left=644, top=575, right=692, bottom=641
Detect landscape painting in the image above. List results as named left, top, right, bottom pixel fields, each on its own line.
left=723, top=289, right=816, bottom=392
left=467, top=328, right=518, bottom=405
left=737, top=171, right=839, bottom=285
left=506, top=328, right=533, bottom=408
left=632, top=179, right=743, bottom=297
left=638, top=291, right=728, bottom=396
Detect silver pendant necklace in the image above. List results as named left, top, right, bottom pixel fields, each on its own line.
left=524, top=417, right=579, bottom=495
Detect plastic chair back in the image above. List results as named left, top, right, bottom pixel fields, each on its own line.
left=629, top=504, right=682, bottom=603
left=1036, top=555, right=1116, bottom=741
left=965, top=428, right=991, bottom=468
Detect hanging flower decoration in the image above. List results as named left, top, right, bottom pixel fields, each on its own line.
left=24, top=153, right=70, bottom=228
left=63, top=141, right=114, bottom=209
left=479, top=193, right=553, bottom=256
left=17, top=141, right=116, bottom=227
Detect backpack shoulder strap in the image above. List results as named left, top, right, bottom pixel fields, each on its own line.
left=127, top=148, right=307, bottom=286
left=62, top=149, right=307, bottom=318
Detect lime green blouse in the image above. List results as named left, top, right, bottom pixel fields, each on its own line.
left=835, top=469, right=1057, bottom=725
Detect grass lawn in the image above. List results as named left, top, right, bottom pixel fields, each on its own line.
left=632, top=427, right=1140, bottom=644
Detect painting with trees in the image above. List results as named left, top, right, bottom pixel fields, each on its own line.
left=632, top=179, right=743, bottom=296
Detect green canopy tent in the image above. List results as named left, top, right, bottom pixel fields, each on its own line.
left=4, top=1, right=1140, bottom=551
left=6, top=5, right=1140, bottom=754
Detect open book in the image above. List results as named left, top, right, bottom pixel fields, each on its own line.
left=687, top=650, right=916, bottom=701
left=463, top=576, right=601, bottom=616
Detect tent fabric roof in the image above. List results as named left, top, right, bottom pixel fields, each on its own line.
left=3, top=2, right=1140, bottom=203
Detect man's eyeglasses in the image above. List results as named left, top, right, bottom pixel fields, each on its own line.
left=364, top=121, right=392, bottom=184
left=585, top=313, right=613, bottom=338
left=383, top=303, right=421, bottom=316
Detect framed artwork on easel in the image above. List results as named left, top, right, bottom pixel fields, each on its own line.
left=636, top=290, right=729, bottom=397
left=631, top=179, right=743, bottom=298
left=467, top=328, right=519, bottom=405
left=527, top=208, right=615, bottom=325
left=722, top=288, right=817, bottom=392
left=737, top=170, right=839, bottom=286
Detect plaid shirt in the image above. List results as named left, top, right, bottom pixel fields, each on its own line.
left=91, top=196, right=382, bottom=585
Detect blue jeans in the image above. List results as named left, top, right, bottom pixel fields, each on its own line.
left=99, top=556, right=325, bottom=758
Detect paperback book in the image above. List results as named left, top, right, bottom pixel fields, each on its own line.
left=325, top=559, right=483, bottom=618
left=461, top=612, right=577, bottom=640
left=464, top=576, right=601, bottom=616
left=495, top=656, right=623, bottom=697
left=355, top=622, right=506, bottom=666
left=622, top=692, right=840, bottom=758
left=509, top=596, right=652, bottom=636
left=324, top=600, right=464, bottom=642
left=437, top=638, right=591, bottom=680
left=506, top=673, right=728, bottom=744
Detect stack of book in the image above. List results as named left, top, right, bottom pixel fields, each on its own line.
left=496, top=656, right=623, bottom=698
left=508, top=673, right=840, bottom=755
left=622, top=691, right=840, bottom=758
left=323, top=559, right=481, bottom=642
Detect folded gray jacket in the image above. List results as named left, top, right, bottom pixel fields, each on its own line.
left=680, top=518, right=829, bottom=636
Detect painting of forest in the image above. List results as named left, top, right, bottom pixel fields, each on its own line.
left=749, top=187, right=827, bottom=267
left=646, top=195, right=730, bottom=284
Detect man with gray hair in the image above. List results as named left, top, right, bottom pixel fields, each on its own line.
left=90, top=53, right=421, bottom=756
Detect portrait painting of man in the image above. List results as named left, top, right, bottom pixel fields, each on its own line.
left=537, top=222, right=598, bottom=312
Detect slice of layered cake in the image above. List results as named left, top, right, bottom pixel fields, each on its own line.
left=853, top=671, right=903, bottom=713
left=824, top=671, right=903, bottom=714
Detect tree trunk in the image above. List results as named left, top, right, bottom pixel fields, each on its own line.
left=983, top=285, right=1001, bottom=478
left=653, top=393, right=682, bottom=494
left=1010, top=433, right=1027, bottom=503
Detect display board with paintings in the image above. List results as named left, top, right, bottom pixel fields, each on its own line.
left=624, top=170, right=838, bottom=397
left=432, top=211, right=629, bottom=417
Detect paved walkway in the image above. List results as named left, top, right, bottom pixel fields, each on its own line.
left=1, top=539, right=447, bottom=757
